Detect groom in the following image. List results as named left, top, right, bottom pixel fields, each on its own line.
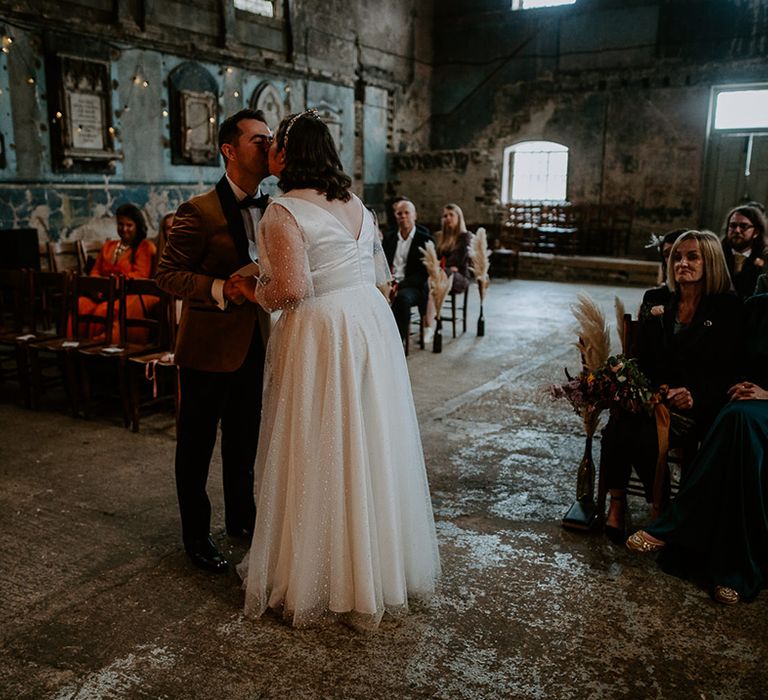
left=156, top=109, right=272, bottom=572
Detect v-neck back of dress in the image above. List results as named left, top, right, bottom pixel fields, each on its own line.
left=281, top=193, right=365, bottom=242
left=268, top=194, right=375, bottom=298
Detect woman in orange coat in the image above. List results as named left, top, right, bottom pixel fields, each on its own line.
left=77, top=203, right=157, bottom=343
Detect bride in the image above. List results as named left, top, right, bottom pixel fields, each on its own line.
left=233, top=110, right=441, bottom=629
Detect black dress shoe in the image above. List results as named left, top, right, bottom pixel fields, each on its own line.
left=226, top=527, right=254, bottom=541
left=184, top=536, right=228, bottom=573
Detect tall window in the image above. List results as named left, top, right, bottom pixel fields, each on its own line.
left=234, top=0, right=274, bottom=17
left=511, top=0, right=576, bottom=10
left=502, top=141, right=569, bottom=202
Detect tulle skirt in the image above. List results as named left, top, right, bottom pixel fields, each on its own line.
left=239, top=285, right=440, bottom=629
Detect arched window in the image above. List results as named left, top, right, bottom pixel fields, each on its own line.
left=234, top=0, right=274, bottom=17
left=501, top=140, right=569, bottom=202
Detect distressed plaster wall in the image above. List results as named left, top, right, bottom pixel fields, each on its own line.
left=0, top=0, right=433, bottom=243
left=393, top=0, right=768, bottom=255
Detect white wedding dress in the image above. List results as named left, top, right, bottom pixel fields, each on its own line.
left=239, top=192, right=440, bottom=629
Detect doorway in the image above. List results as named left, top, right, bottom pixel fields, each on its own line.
left=702, top=86, right=768, bottom=231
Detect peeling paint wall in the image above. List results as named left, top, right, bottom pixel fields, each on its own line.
left=394, top=0, right=768, bottom=253
left=0, top=0, right=433, bottom=243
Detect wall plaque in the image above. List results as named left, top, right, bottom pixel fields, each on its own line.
left=168, top=62, right=220, bottom=166
left=180, top=90, right=217, bottom=163
left=47, top=54, right=118, bottom=172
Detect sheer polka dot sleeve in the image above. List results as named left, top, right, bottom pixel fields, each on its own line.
left=253, top=203, right=313, bottom=312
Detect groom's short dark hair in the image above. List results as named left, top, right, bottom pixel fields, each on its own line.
left=218, top=109, right=268, bottom=161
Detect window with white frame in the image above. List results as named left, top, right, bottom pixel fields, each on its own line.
left=712, top=88, right=768, bottom=130
left=502, top=141, right=569, bottom=202
left=511, top=0, right=576, bottom=10
left=234, top=0, right=274, bottom=18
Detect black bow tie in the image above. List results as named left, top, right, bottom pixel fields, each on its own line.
left=237, top=193, right=269, bottom=210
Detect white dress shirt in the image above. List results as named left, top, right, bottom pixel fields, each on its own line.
left=392, top=226, right=416, bottom=282
left=212, top=177, right=266, bottom=310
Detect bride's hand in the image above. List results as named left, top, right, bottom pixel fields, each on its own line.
left=230, top=275, right=259, bottom=303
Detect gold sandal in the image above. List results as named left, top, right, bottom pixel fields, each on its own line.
left=714, top=585, right=740, bottom=605
left=625, top=530, right=665, bottom=553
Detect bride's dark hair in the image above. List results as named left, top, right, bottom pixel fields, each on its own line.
left=276, top=111, right=351, bottom=202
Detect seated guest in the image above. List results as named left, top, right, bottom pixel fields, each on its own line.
left=638, top=228, right=686, bottom=321
left=154, top=212, right=175, bottom=267
left=76, top=203, right=157, bottom=343
left=627, top=294, right=768, bottom=605
left=386, top=195, right=432, bottom=239
left=383, top=199, right=432, bottom=343
left=436, top=203, right=472, bottom=295
left=720, top=203, right=767, bottom=299
left=600, top=230, right=742, bottom=542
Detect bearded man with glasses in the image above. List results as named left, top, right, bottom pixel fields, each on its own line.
left=721, top=202, right=768, bottom=299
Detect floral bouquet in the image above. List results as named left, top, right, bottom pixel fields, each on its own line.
left=551, top=354, right=661, bottom=421
left=552, top=294, right=663, bottom=529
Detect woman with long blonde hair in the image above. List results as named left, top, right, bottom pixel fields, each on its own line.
left=601, top=230, right=742, bottom=543
left=436, top=203, right=472, bottom=293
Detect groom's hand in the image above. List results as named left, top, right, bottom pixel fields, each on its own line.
left=223, top=277, right=246, bottom=305
left=229, top=274, right=259, bottom=303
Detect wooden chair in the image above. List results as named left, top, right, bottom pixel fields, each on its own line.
left=127, top=295, right=178, bottom=432
left=442, top=286, right=469, bottom=338
left=404, top=311, right=425, bottom=356
left=78, top=277, right=170, bottom=427
left=0, top=269, right=30, bottom=390
left=28, top=274, right=117, bottom=413
left=47, top=240, right=85, bottom=274
left=595, top=313, right=691, bottom=522
left=0, top=271, right=70, bottom=406
left=77, top=239, right=105, bottom=274
left=39, top=242, right=51, bottom=271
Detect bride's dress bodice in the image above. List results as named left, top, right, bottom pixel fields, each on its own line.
left=254, top=194, right=391, bottom=311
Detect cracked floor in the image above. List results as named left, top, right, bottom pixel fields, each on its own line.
left=1, top=279, right=765, bottom=699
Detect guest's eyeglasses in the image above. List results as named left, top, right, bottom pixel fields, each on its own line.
left=253, top=135, right=274, bottom=147
left=728, top=222, right=754, bottom=231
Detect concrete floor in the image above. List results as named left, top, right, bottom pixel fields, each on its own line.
left=1, top=279, right=766, bottom=700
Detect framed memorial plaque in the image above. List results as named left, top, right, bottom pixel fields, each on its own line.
left=168, top=61, right=219, bottom=166
left=179, top=90, right=218, bottom=164
left=47, top=54, right=118, bottom=172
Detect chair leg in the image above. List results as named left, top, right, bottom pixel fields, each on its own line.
left=72, top=353, right=86, bottom=418
left=129, top=363, right=141, bottom=433
left=462, top=288, right=468, bottom=334
left=118, top=358, right=131, bottom=429
left=451, top=293, right=457, bottom=338
left=404, top=320, right=410, bottom=356
left=29, top=347, right=42, bottom=410
left=418, top=314, right=425, bottom=350
left=15, top=343, right=31, bottom=408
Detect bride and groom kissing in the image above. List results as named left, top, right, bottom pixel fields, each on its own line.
left=156, top=108, right=440, bottom=629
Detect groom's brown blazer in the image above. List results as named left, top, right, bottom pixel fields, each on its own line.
left=156, top=176, right=270, bottom=371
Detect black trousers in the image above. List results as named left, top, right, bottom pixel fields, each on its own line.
left=175, top=329, right=265, bottom=544
left=600, top=410, right=696, bottom=500
left=391, top=286, right=428, bottom=340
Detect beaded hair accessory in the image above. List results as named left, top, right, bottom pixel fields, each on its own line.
left=283, top=108, right=320, bottom=149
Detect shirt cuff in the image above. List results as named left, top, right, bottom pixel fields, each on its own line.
left=211, top=278, right=227, bottom=310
